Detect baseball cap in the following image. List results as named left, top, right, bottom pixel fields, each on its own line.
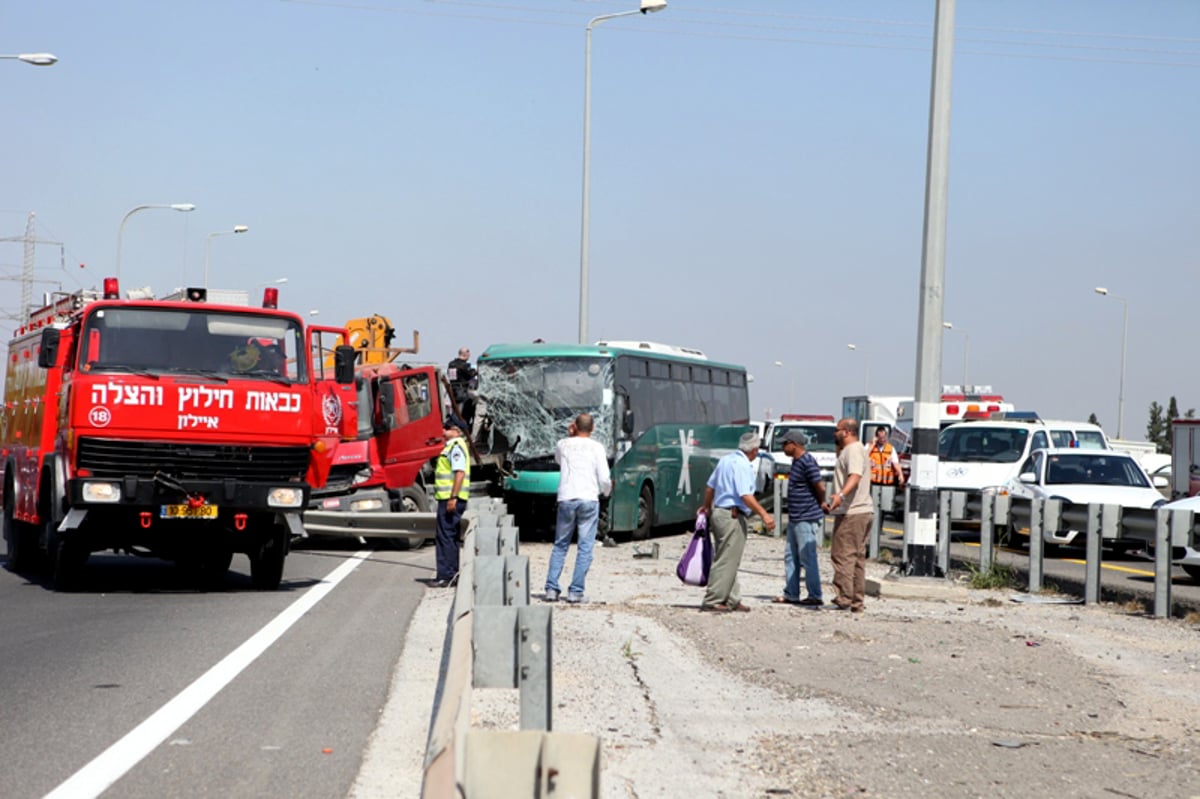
left=781, top=430, right=808, bottom=446
left=444, top=415, right=468, bottom=434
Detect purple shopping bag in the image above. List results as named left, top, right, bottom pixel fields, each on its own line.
left=676, top=511, right=712, bottom=586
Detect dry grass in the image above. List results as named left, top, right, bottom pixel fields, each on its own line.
left=1183, top=609, right=1200, bottom=625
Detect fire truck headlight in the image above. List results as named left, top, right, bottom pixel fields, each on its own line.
left=267, top=487, right=304, bottom=508
left=350, top=496, right=385, bottom=512
left=82, top=482, right=122, bottom=503
left=352, top=467, right=372, bottom=486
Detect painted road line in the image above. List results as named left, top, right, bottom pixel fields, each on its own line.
left=44, top=550, right=373, bottom=799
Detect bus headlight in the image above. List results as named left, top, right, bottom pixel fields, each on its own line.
left=82, top=482, right=121, bottom=503
left=267, top=487, right=304, bottom=508
left=350, top=496, right=386, bottom=512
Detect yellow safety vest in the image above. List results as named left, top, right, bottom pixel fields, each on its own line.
left=434, top=438, right=471, bottom=500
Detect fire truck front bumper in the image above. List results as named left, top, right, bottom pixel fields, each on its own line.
left=68, top=477, right=311, bottom=513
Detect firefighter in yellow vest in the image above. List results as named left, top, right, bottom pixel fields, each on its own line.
left=866, top=426, right=906, bottom=487
left=432, top=416, right=471, bottom=587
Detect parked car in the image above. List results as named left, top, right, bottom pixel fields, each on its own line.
left=1143, top=494, right=1200, bottom=582
left=1006, top=448, right=1167, bottom=548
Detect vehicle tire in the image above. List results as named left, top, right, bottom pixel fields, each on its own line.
left=632, top=484, right=654, bottom=541
left=384, top=486, right=428, bottom=550
left=250, top=526, right=288, bottom=590
left=51, top=535, right=88, bottom=592
left=1181, top=565, right=1200, bottom=583
left=3, top=484, right=38, bottom=574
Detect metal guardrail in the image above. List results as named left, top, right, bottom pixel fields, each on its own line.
left=772, top=477, right=1198, bottom=619
left=906, top=489, right=1198, bottom=620
left=421, top=502, right=601, bottom=799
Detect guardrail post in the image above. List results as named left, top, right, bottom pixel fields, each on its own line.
left=868, top=484, right=882, bottom=560
left=1028, top=499, right=1045, bottom=593
left=499, top=526, right=519, bottom=556
left=506, top=555, right=530, bottom=606
left=518, top=605, right=553, bottom=730
left=1153, top=508, right=1178, bottom=618
left=1083, top=503, right=1101, bottom=604
left=937, top=490, right=950, bottom=570
left=979, top=492, right=994, bottom=572
left=463, top=731, right=600, bottom=799
left=771, top=473, right=783, bottom=537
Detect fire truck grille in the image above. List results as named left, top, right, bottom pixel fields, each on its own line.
left=77, top=439, right=310, bottom=482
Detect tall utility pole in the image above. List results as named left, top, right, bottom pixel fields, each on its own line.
left=905, top=0, right=957, bottom=578
left=0, top=211, right=64, bottom=326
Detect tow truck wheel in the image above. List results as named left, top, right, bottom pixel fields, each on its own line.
left=250, top=526, right=288, bottom=590
left=3, top=484, right=38, bottom=574
left=51, top=536, right=88, bottom=592
left=384, top=486, right=429, bottom=550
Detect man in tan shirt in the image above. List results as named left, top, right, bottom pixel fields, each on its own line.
left=823, top=418, right=875, bottom=612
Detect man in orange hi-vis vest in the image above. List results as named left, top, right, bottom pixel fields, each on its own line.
left=866, top=426, right=906, bottom=487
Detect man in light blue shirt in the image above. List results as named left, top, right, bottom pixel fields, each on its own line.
left=699, top=431, right=776, bottom=612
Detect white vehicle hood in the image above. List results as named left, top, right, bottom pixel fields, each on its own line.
left=1034, top=484, right=1164, bottom=509
left=938, top=461, right=1019, bottom=491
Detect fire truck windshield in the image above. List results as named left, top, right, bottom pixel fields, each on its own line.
left=78, top=307, right=306, bottom=383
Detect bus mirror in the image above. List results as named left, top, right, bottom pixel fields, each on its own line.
left=37, top=327, right=60, bottom=368
left=622, top=408, right=635, bottom=436
left=334, top=345, right=355, bottom=384
left=377, top=379, right=395, bottom=430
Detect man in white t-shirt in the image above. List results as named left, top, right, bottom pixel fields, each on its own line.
left=544, top=413, right=612, bottom=604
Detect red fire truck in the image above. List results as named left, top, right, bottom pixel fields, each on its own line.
left=1, top=279, right=356, bottom=590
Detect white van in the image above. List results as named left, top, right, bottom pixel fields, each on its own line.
left=937, top=417, right=1109, bottom=494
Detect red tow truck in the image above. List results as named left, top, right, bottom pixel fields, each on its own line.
left=302, top=316, right=452, bottom=548
left=1, top=279, right=356, bottom=590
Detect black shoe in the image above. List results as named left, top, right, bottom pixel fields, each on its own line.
left=429, top=578, right=451, bottom=588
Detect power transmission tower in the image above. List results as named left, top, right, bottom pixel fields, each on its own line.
left=0, top=211, right=65, bottom=327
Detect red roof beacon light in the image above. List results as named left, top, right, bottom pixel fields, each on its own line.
left=103, top=278, right=120, bottom=300
left=262, top=287, right=278, bottom=309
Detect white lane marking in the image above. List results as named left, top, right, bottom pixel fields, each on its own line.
left=45, top=550, right=373, bottom=799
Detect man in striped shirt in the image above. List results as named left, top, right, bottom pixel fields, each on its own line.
left=774, top=430, right=827, bottom=606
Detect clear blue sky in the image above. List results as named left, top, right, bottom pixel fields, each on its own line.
left=3, top=1, right=1197, bottom=438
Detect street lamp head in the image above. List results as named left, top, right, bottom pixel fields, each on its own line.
left=9, top=53, right=58, bottom=66
left=640, top=0, right=667, bottom=13
left=846, top=343, right=856, bottom=351
left=773, top=360, right=783, bottom=367
left=232, top=225, right=249, bottom=234
left=170, top=204, right=196, bottom=212
left=943, top=321, right=953, bottom=330
left=1094, top=287, right=1109, bottom=296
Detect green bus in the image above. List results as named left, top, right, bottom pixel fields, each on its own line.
left=474, top=341, right=750, bottom=538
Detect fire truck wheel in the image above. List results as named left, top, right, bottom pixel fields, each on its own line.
left=384, top=487, right=429, bottom=550
left=51, top=537, right=88, bottom=592
left=3, top=488, right=39, bottom=574
left=250, top=527, right=288, bottom=590
left=632, top=484, right=654, bottom=541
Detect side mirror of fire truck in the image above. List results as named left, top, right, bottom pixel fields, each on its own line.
left=334, top=344, right=355, bottom=385
left=37, top=327, right=61, bottom=368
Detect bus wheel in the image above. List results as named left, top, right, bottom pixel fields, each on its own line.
left=384, top=487, right=428, bottom=550
left=633, top=484, right=654, bottom=541
left=3, top=486, right=38, bottom=574
left=250, top=526, right=288, bottom=590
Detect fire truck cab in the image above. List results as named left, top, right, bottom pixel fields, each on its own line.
left=1, top=279, right=356, bottom=590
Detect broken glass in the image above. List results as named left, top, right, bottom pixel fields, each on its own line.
left=476, top=357, right=615, bottom=465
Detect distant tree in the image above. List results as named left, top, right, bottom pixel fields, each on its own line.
left=1168, top=396, right=1180, bottom=421
left=1087, top=412, right=1100, bottom=426
left=1147, top=401, right=1167, bottom=451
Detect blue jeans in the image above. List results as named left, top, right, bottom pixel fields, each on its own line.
left=784, top=518, right=823, bottom=601
left=545, top=499, right=600, bottom=597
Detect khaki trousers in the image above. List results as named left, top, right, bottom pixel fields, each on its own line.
left=703, top=507, right=747, bottom=608
left=830, top=512, right=872, bottom=610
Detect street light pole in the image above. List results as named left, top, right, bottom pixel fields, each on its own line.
left=115, top=203, right=196, bottom=281
left=204, top=225, right=250, bottom=288
left=578, top=0, right=667, bottom=344
left=942, top=321, right=969, bottom=390
left=1094, top=287, right=1128, bottom=439
left=0, top=53, right=57, bottom=66
left=847, top=343, right=869, bottom=393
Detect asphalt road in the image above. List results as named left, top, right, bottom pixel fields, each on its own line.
left=0, top=540, right=434, bottom=799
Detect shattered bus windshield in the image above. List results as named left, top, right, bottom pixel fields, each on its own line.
left=477, top=357, right=613, bottom=460
left=79, top=306, right=306, bottom=383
